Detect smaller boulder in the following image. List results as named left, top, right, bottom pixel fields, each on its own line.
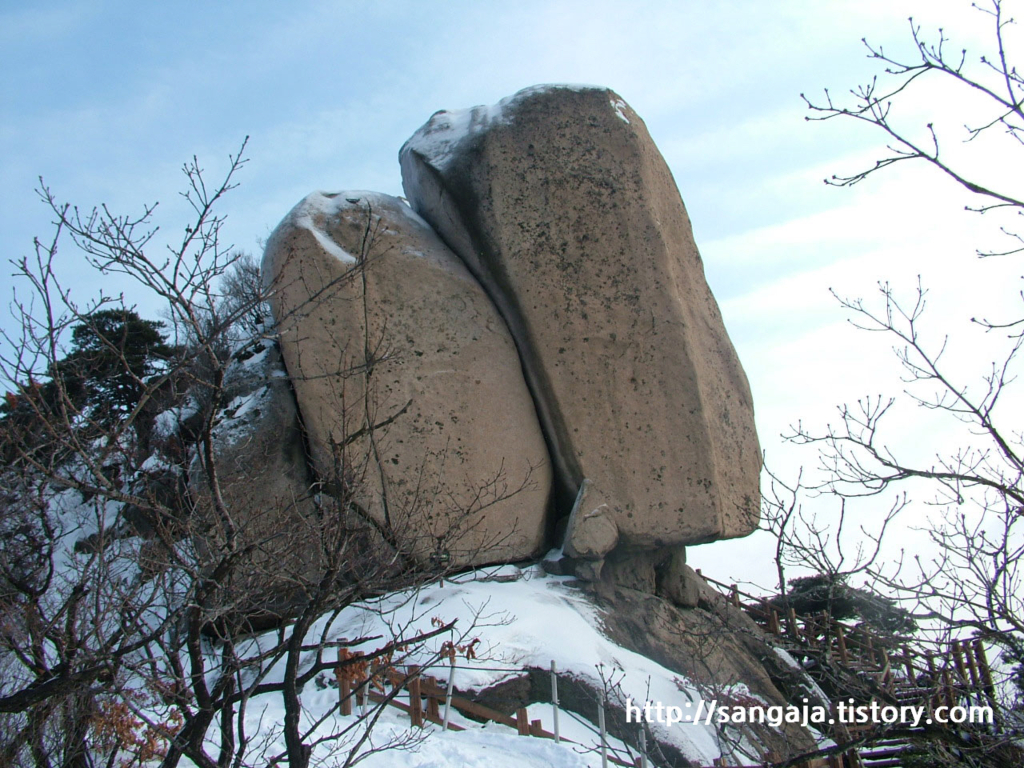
left=656, top=548, right=701, bottom=609
left=188, top=342, right=324, bottom=629
left=262, top=192, right=553, bottom=568
left=562, top=479, right=619, bottom=560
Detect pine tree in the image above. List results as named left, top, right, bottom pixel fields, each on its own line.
left=56, top=308, right=174, bottom=422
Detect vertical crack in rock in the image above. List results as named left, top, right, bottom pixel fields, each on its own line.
left=400, top=151, right=585, bottom=516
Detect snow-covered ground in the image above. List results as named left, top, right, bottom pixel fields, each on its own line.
left=23, top=342, right=780, bottom=767
left=24, top=454, right=788, bottom=767
left=224, top=563, right=770, bottom=767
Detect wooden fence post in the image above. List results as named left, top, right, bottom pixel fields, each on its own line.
left=973, top=638, right=1001, bottom=727
left=340, top=674, right=352, bottom=716
left=902, top=645, right=915, bottom=684
left=426, top=676, right=440, bottom=722
left=965, top=644, right=981, bottom=696
left=942, top=669, right=955, bottom=709
left=952, top=640, right=969, bottom=691
left=336, top=648, right=356, bottom=716
left=516, top=707, right=530, bottom=736
left=408, top=665, right=423, bottom=728
left=804, top=615, right=818, bottom=648
left=974, top=639, right=996, bottom=696
left=879, top=647, right=892, bottom=689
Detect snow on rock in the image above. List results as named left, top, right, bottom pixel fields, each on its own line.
left=210, top=339, right=289, bottom=449
left=401, top=84, right=605, bottom=172
left=138, top=452, right=176, bottom=475
left=152, top=400, right=199, bottom=440
left=610, top=98, right=630, bottom=123
left=358, top=718, right=618, bottom=768
left=774, top=646, right=832, bottom=706
left=211, top=384, right=272, bottom=447
left=233, top=700, right=610, bottom=768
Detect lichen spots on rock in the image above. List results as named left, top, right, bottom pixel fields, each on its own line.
left=263, top=192, right=551, bottom=567
left=401, top=85, right=760, bottom=558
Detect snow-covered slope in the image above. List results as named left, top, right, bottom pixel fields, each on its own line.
left=233, top=564, right=764, bottom=767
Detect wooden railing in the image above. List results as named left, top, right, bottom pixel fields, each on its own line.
left=694, top=570, right=1003, bottom=767
left=694, top=570, right=997, bottom=712
left=333, top=654, right=649, bottom=767
left=333, top=651, right=857, bottom=768
left=331, top=572, right=999, bottom=768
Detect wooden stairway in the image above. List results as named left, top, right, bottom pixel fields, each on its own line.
left=695, top=571, right=1001, bottom=768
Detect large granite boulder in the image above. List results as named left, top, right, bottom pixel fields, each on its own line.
left=399, top=85, right=760, bottom=563
left=262, top=191, right=551, bottom=567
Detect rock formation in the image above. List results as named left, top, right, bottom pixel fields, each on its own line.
left=261, top=84, right=759, bottom=588
left=597, top=572, right=825, bottom=760
left=262, top=192, right=551, bottom=567
left=399, top=85, right=760, bottom=570
left=187, top=342, right=323, bottom=628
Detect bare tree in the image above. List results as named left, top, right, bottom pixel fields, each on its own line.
left=782, top=1, right=1024, bottom=763
left=760, top=462, right=904, bottom=607
left=802, top=0, right=1024, bottom=260
left=784, top=280, right=1024, bottom=694
left=0, top=141, right=532, bottom=768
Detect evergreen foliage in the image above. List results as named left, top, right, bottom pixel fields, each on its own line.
left=775, top=573, right=917, bottom=634
left=57, top=308, right=175, bottom=419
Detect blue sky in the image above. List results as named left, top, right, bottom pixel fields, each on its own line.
left=2, top=0, right=948, bottom=263
left=3, top=0, right=1021, bottom=586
